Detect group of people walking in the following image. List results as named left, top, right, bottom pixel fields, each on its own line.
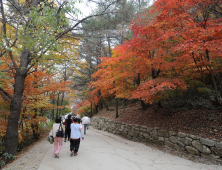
left=49, top=114, right=90, bottom=158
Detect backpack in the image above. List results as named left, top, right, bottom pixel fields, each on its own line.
left=56, top=124, right=64, bottom=138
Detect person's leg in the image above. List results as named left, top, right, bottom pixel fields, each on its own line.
left=54, top=137, right=58, bottom=156
left=67, top=129, right=71, bottom=141
left=70, top=139, right=74, bottom=156
left=84, top=124, right=87, bottom=134
left=64, top=129, right=67, bottom=142
left=55, top=137, right=63, bottom=156
left=74, top=138, right=80, bottom=155
left=86, top=124, right=89, bottom=130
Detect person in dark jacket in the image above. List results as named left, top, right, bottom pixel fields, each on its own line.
left=63, top=114, right=73, bottom=142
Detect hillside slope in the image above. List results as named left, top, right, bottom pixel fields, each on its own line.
left=94, top=101, right=222, bottom=141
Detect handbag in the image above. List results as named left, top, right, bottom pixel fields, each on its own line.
left=50, top=136, right=54, bottom=144
left=56, top=124, right=64, bottom=138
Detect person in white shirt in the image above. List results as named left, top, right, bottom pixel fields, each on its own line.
left=70, top=117, right=82, bottom=156
left=81, top=115, right=90, bottom=135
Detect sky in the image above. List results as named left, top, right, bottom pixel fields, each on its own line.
left=75, top=0, right=155, bottom=18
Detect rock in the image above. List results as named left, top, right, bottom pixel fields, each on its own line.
left=200, top=138, right=215, bottom=147
left=143, top=133, right=150, bottom=139
left=178, top=132, right=187, bottom=138
left=152, top=136, right=159, bottom=140
left=158, top=137, right=165, bottom=142
left=141, top=125, right=147, bottom=129
left=201, top=153, right=220, bottom=160
left=169, top=131, right=177, bottom=136
left=165, top=141, right=174, bottom=148
left=192, top=140, right=211, bottom=154
left=213, top=129, right=218, bottom=132
left=138, top=132, right=143, bottom=141
left=182, top=137, right=193, bottom=146
left=189, top=134, right=199, bottom=140
left=169, top=136, right=178, bottom=144
left=158, top=130, right=169, bottom=138
left=215, top=142, right=222, bottom=149
left=131, top=128, right=139, bottom=138
left=140, top=128, right=147, bottom=133
left=177, top=141, right=185, bottom=147
left=185, top=146, right=200, bottom=155
left=147, top=127, right=152, bottom=132
left=173, top=144, right=180, bottom=150
left=154, top=127, right=159, bottom=130
left=150, top=129, right=158, bottom=137
left=211, top=147, right=222, bottom=157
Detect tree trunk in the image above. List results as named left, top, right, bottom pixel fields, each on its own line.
left=5, top=49, right=30, bottom=156
left=137, top=73, right=148, bottom=110
left=59, top=92, right=64, bottom=115
left=123, top=98, right=127, bottom=107
left=211, top=73, right=221, bottom=105
left=101, top=96, right=109, bottom=111
left=98, top=90, right=102, bottom=111
left=116, top=98, right=118, bottom=118
left=56, top=93, right=60, bottom=117
left=52, top=98, right=55, bottom=120
left=90, top=102, right=92, bottom=117
left=95, top=105, right=98, bottom=114
left=31, top=110, right=39, bottom=141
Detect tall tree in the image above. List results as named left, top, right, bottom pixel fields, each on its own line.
left=0, top=0, right=119, bottom=156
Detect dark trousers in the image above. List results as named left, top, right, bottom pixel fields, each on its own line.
left=65, top=129, right=71, bottom=140
left=70, top=138, right=80, bottom=153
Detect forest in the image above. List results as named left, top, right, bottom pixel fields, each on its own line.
left=0, top=0, right=222, bottom=165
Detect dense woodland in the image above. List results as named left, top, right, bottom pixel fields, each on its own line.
left=0, top=0, right=222, bottom=166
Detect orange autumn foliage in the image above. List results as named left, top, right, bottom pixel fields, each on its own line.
left=88, top=0, right=222, bottom=107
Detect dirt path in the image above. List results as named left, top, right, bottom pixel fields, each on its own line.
left=4, top=138, right=50, bottom=170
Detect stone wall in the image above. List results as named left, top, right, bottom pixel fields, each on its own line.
left=91, top=117, right=222, bottom=161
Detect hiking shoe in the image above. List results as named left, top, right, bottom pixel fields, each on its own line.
left=56, top=154, right=59, bottom=158
left=70, top=151, right=74, bottom=157
left=74, top=153, right=78, bottom=156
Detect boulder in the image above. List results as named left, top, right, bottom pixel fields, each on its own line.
left=165, top=141, right=174, bottom=148
left=177, top=141, right=185, bottom=147
left=192, top=140, right=211, bottom=154
left=184, top=137, right=192, bottom=146
left=189, top=135, right=199, bottom=140
left=210, top=147, right=222, bottom=157
left=178, top=132, right=187, bottom=138
left=140, top=128, right=147, bottom=133
left=185, top=146, right=200, bottom=155
left=169, top=136, right=178, bottom=144
left=201, top=153, right=220, bottom=160
left=169, top=131, right=177, bottom=136
left=173, top=144, right=180, bottom=150
left=150, top=129, right=158, bottom=137
left=215, top=142, right=222, bottom=149
left=147, top=127, right=152, bottom=133
left=131, top=128, right=139, bottom=138
left=158, top=130, right=169, bottom=138
left=158, top=137, right=165, bottom=142
left=138, top=132, right=143, bottom=141
left=200, top=138, right=215, bottom=147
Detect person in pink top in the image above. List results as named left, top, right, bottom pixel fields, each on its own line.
left=49, top=117, right=65, bottom=158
